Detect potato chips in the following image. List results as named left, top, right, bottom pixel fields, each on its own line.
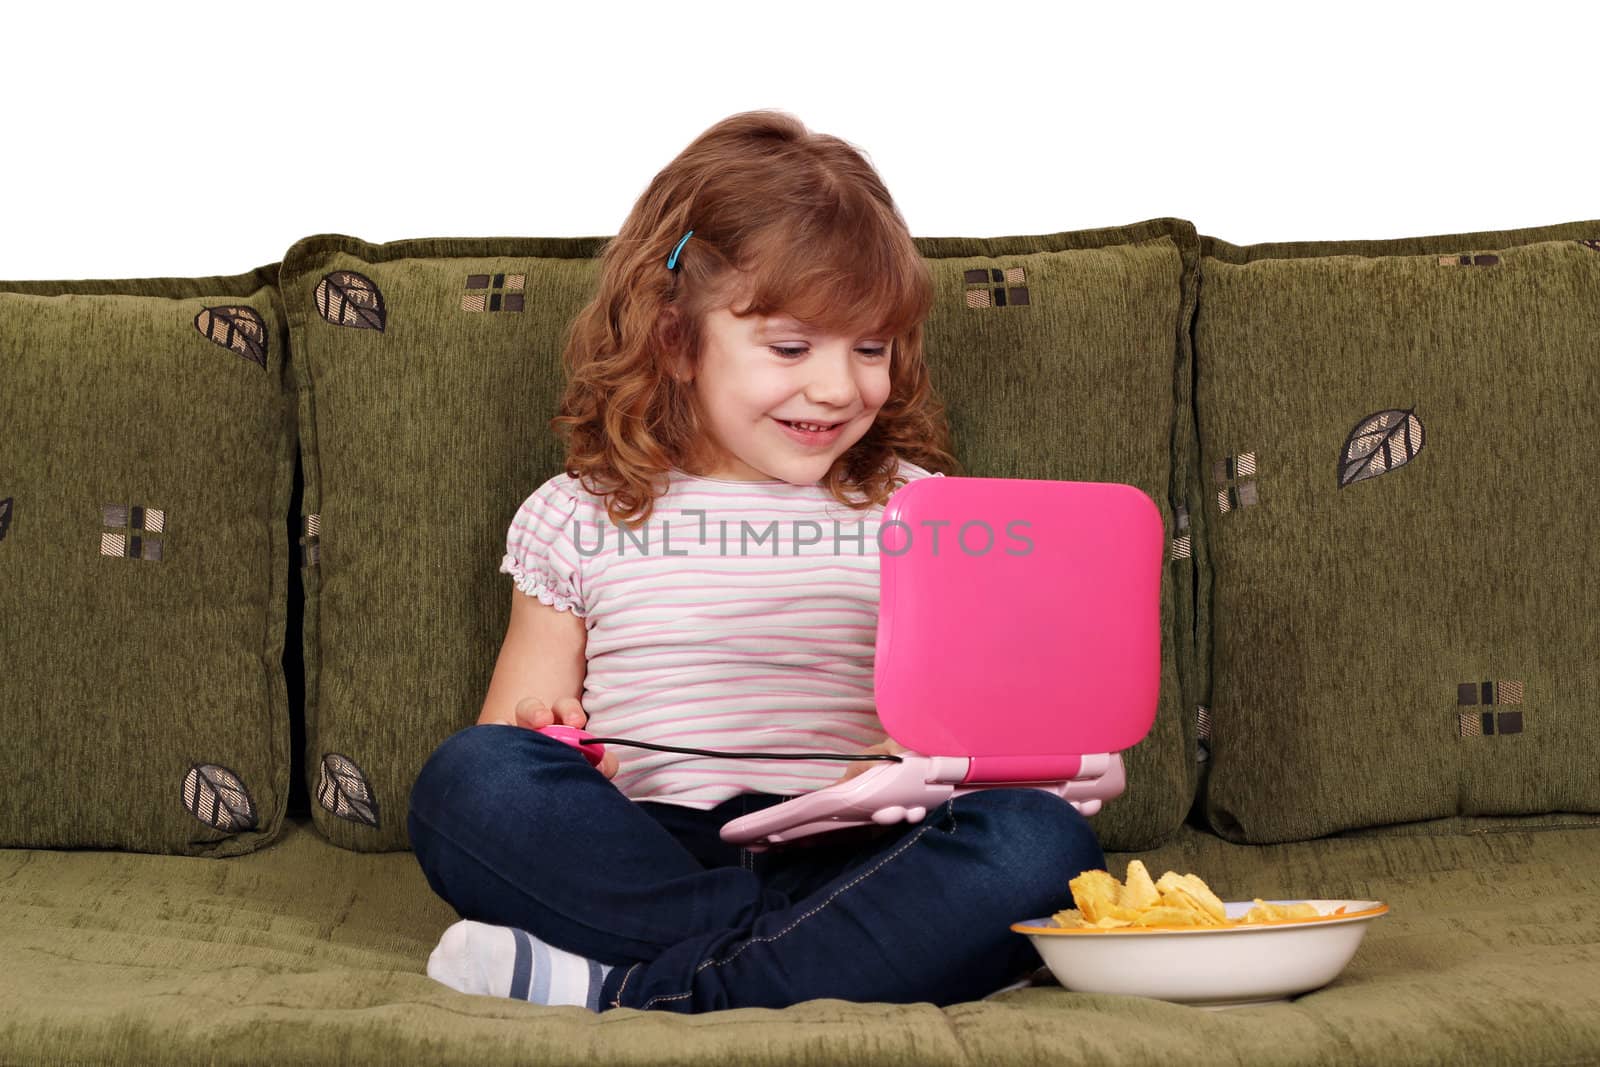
left=1051, top=861, right=1335, bottom=930
left=1240, top=899, right=1322, bottom=923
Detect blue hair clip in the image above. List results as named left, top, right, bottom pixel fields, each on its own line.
left=667, top=230, right=694, bottom=271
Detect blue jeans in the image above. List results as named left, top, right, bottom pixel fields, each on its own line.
left=407, top=724, right=1106, bottom=1013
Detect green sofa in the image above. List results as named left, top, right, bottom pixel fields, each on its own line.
left=4, top=217, right=1599, bottom=1065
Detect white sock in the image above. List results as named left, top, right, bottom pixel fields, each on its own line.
left=427, top=919, right=615, bottom=1011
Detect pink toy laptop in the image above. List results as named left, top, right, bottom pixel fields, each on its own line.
left=719, top=475, right=1165, bottom=851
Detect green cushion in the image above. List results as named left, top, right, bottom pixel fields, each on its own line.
left=282, top=221, right=1201, bottom=853
left=3, top=816, right=1599, bottom=1063
left=1193, top=219, right=1600, bottom=843
left=916, top=219, right=1202, bottom=849
left=0, top=266, right=295, bottom=855
left=281, top=235, right=604, bottom=852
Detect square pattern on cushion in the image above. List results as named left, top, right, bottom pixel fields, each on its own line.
left=282, top=222, right=1202, bottom=852
left=0, top=266, right=295, bottom=855
left=1194, top=219, right=1600, bottom=843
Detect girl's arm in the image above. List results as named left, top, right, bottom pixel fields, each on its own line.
left=478, top=588, right=587, bottom=727
left=477, top=590, right=619, bottom=780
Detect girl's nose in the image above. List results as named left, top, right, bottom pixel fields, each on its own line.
left=803, top=349, right=857, bottom=405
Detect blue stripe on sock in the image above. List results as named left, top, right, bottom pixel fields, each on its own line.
left=509, top=928, right=532, bottom=1001
left=586, top=960, right=605, bottom=1012
left=530, top=936, right=553, bottom=1005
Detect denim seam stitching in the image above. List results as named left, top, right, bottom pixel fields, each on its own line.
left=634, top=797, right=958, bottom=1011
left=612, top=961, right=642, bottom=1008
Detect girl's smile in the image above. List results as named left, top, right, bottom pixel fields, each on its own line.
left=773, top=415, right=848, bottom=447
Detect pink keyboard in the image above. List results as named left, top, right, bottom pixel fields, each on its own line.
left=720, top=752, right=1125, bottom=851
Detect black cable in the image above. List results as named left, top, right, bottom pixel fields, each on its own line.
left=580, top=737, right=905, bottom=763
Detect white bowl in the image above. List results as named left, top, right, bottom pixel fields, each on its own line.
left=1011, top=899, right=1388, bottom=1010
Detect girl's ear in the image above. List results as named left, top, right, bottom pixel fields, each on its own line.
left=656, top=307, right=694, bottom=383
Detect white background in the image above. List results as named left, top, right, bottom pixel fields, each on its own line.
left=1, top=1, right=1595, bottom=280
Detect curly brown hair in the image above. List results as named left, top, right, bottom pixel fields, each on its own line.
left=551, top=109, right=961, bottom=530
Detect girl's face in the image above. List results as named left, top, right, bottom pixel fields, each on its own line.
left=676, top=304, right=893, bottom=484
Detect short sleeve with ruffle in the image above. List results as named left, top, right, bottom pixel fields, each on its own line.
left=500, top=480, right=587, bottom=618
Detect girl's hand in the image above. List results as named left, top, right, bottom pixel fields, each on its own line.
left=832, top=738, right=908, bottom=785
left=511, top=696, right=621, bottom=781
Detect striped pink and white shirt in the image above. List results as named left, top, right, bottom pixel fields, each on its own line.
left=499, top=458, right=945, bottom=810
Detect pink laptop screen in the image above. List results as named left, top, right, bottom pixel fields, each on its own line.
left=873, top=476, right=1163, bottom=759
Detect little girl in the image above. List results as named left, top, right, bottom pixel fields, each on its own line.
left=406, top=110, right=1107, bottom=1014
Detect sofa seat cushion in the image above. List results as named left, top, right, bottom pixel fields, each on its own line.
left=2, top=818, right=1597, bottom=1065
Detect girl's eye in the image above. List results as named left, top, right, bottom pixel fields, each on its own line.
left=769, top=346, right=888, bottom=359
